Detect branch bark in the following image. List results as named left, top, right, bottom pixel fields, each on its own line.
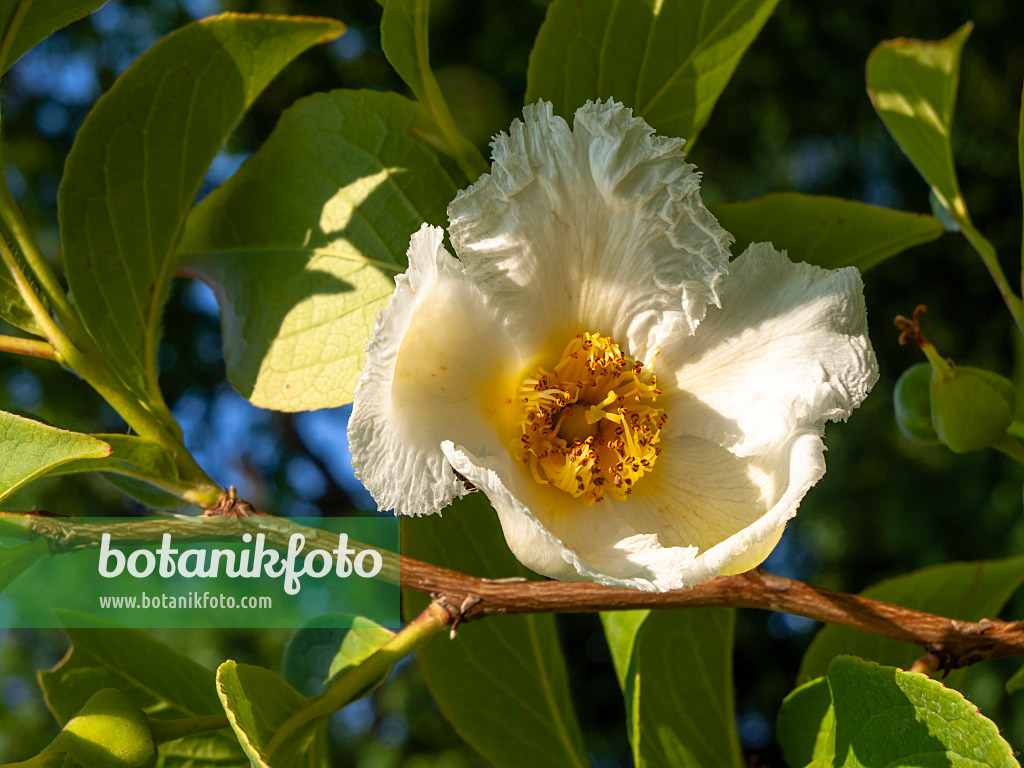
left=399, top=557, right=1024, bottom=672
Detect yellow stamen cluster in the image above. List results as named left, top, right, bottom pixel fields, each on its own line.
left=517, top=332, right=666, bottom=505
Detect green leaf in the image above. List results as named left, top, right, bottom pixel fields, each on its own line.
left=280, top=615, right=394, bottom=697
left=0, top=269, right=44, bottom=336
left=866, top=23, right=972, bottom=223
left=602, top=609, right=743, bottom=768
left=799, top=557, right=1024, bottom=687
left=827, top=656, right=1019, bottom=768
left=1006, top=662, right=1024, bottom=695
left=59, top=14, right=344, bottom=408
left=709, top=194, right=944, bottom=271
left=1019, top=79, right=1023, bottom=283
left=0, top=0, right=107, bottom=72
left=217, top=660, right=327, bottom=768
left=525, top=0, right=780, bottom=145
left=179, top=89, right=464, bottom=410
left=0, top=535, right=49, bottom=594
left=39, top=611, right=246, bottom=766
left=402, top=494, right=589, bottom=768
left=0, top=410, right=111, bottom=502
left=776, top=677, right=835, bottom=768
left=379, top=0, right=487, bottom=178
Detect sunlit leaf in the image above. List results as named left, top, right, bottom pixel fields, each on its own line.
left=0, top=410, right=110, bottom=502
left=710, top=193, right=944, bottom=270
left=866, top=23, right=971, bottom=222
left=59, top=14, right=344, bottom=409
left=217, top=660, right=328, bottom=768
left=799, top=557, right=1024, bottom=688
left=179, top=89, right=464, bottom=410
left=526, top=0, right=780, bottom=145
left=602, top=609, right=743, bottom=768
left=402, top=494, right=589, bottom=768
left=281, top=615, right=394, bottom=697
left=828, top=656, right=1018, bottom=767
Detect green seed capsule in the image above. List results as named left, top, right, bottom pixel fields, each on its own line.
left=893, top=363, right=940, bottom=444
left=56, top=688, right=156, bottom=768
left=930, top=366, right=1016, bottom=454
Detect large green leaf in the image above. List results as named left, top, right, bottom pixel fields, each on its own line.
left=710, top=194, right=944, bottom=271
left=402, top=494, right=589, bottom=768
left=799, top=557, right=1024, bottom=687
left=525, top=0, right=780, bottom=145
left=866, top=24, right=971, bottom=222
left=379, top=0, right=486, bottom=177
left=0, top=0, right=107, bottom=72
left=39, top=611, right=246, bottom=767
left=828, top=656, right=1018, bottom=768
left=602, top=609, right=743, bottom=768
left=179, top=89, right=464, bottom=410
left=217, top=660, right=327, bottom=768
left=776, top=677, right=835, bottom=768
left=59, top=14, right=344, bottom=407
left=0, top=410, right=111, bottom=502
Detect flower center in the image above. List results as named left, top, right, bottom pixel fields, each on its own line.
left=516, top=332, right=666, bottom=505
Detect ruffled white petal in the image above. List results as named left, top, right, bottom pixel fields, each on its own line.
left=348, top=224, right=520, bottom=516
left=444, top=430, right=825, bottom=591
left=448, top=100, right=732, bottom=363
left=661, top=242, right=878, bottom=455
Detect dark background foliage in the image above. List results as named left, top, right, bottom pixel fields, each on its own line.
left=2, top=0, right=1023, bottom=764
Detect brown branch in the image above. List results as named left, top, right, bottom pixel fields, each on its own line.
left=9, top=512, right=1024, bottom=672
left=398, top=558, right=1024, bottom=672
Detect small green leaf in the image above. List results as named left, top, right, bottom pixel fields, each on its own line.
left=40, top=611, right=246, bottom=766
left=799, top=557, right=1024, bottom=688
left=0, top=268, right=44, bottom=336
left=0, top=0, right=107, bottom=72
left=776, top=677, right=835, bottom=768
left=217, top=660, right=327, bottom=768
left=379, top=0, right=486, bottom=178
left=867, top=23, right=972, bottom=223
left=1006, top=662, right=1024, bottom=695
left=55, top=433, right=185, bottom=507
left=828, top=656, right=1018, bottom=767
left=59, top=14, right=344, bottom=408
left=602, top=609, right=744, bottom=768
left=709, top=194, right=944, bottom=271
left=0, top=535, right=49, bottom=594
left=402, top=494, right=589, bottom=768
left=526, top=0, right=780, bottom=145
left=0, top=410, right=111, bottom=502
left=281, top=615, right=394, bottom=697
left=179, top=90, right=464, bottom=410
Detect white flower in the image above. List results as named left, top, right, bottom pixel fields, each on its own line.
left=349, top=101, right=877, bottom=592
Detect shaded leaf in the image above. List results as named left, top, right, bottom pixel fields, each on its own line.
left=55, top=433, right=185, bottom=507
left=179, top=89, right=464, bottom=410
left=710, top=193, right=944, bottom=271
left=866, top=23, right=972, bottom=221
left=602, top=609, right=743, bottom=768
left=217, top=660, right=327, bottom=768
left=799, top=557, right=1024, bottom=688
left=526, top=0, right=779, bottom=145
left=379, top=0, right=485, bottom=176
left=0, top=268, right=44, bottom=336
left=0, top=535, right=49, bottom=595
left=39, top=610, right=245, bottom=766
left=402, top=494, right=589, bottom=768
left=60, top=14, right=344, bottom=406
left=0, top=0, right=107, bottom=72
left=0, top=410, right=110, bottom=502
left=776, top=677, right=834, bottom=768
left=828, top=656, right=1018, bottom=767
